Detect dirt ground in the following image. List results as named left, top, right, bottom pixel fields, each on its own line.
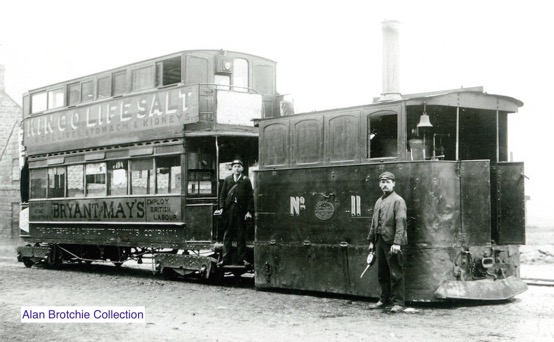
left=1, top=225, right=553, bottom=342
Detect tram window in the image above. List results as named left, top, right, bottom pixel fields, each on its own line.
left=156, top=56, right=181, bottom=87
left=85, top=163, right=106, bottom=197
left=108, top=160, right=128, bottom=196
left=233, top=58, right=248, bottom=92
left=31, top=92, right=47, bottom=113
left=368, top=113, right=398, bottom=158
left=112, top=71, right=126, bottom=96
left=67, top=165, right=84, bottom=198
left=215, top=75, right=230, bottom=90
left=187, top=170, right=213, bottom=195
left=131, top=66, right=154, bottom=92
left=131, top=158, right=154, bottom=195
left=47, top=88, right=64, bottom=110
left=48, top=167, right=66, bottom=198
left=156, top=156, right=181, bottom=194
left=30, top=169, right=47, bottom=199
left=97, top=76, right=111, bottom=99
left=81, top=80, right=94, bottom=103
left=68, top=83, right=80, bottom=106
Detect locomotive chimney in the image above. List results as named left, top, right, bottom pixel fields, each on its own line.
left=379, top=20, right=402, bottom=101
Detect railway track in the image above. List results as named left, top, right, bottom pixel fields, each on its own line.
left=522, top=278, right=554, bottom=287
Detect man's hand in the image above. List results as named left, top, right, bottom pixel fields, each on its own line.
left=390, top=244, right=401, bottom=255
left=368, top=242, right=374, bottom=252
left=245, top=212, right=252, bottom=220
left=214, top=209, right=223, bottom=215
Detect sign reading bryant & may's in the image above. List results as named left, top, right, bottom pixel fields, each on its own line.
left=24, top=85, right=199, bottom=154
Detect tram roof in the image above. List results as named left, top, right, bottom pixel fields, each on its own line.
left=282, top=86, right=524, bottom=119
left=27, top=49, right=277, bottom=93
left=399, top=86, right=524, bottom=113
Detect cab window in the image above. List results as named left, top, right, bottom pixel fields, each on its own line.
left=368, top=112, right=398, bottom=158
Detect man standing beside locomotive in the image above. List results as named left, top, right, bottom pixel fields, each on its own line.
left=216, top=159, right=254, bottom=267
left=367, top=171, right=408, bottom=313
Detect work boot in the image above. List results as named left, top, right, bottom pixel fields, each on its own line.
left=390, top=305, right=405, bottom=313
left=368, top=301, right=388, bottom=309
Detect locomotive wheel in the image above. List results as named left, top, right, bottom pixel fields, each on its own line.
left=22, top=258, right=34, bottom=268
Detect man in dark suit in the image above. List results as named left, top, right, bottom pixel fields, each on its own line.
left=217, top=159, right=254, bottom=266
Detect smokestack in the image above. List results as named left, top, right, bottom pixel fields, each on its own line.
left=379, top=20, right=402, bottom=101
left=0, top=64, right=5, bottom=93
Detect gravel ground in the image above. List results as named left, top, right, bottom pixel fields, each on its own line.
left=1, top=225, right=553, bottom=342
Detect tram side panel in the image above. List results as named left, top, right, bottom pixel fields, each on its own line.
left=255, top=161, right=526, bottom=301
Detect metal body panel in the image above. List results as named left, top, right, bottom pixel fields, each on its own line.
left=492, top=162, right=526, bottom=244
left=255, top=160, right=524, bottom=301
left=460, top=160, right=491, bottom=245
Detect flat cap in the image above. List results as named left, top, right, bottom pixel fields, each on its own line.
left=231, top=159, right=243, bottom=166
left=379, top=171, right=395, bottom=181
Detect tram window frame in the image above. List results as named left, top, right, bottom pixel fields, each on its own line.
left=156, top=155, right=181, bottom=194
left=30, top=168, right=47, bottom=199
left=112, top=70, right=127, bottom=96
left=47, top=88, right=64, bottom=110
left=131, top=65, right=155, bottom=92
left=107, top=160, right=128, bottom=196
left=97, top=75, right=111, bottom=99
left=68, top=83, right=80, bottom=106
left=367, top=111, right=398, bottom=159
left=31, top=91, right=47, bottom=114
left=130, top=158, right=154, bottom=195
left=156, top=56, right=182, bottom=87
left=85, top=162, right=107, bottom=197
left=48, top=167, right=66, bottom=198
left=81, top=80, right=95, bottom=103
left=67, top=164, right=85, bottom=198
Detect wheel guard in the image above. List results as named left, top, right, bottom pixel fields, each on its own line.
left=434, top=276, right=528, bottom=300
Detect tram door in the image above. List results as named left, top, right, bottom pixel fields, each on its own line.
left=184, top=137, right=218, bottom=242
left=216, top=136, right=259, bottom=242
left=182, top=136, right=258, bottom=243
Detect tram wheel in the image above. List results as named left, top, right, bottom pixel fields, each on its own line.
left=22, top=258, right=34, bottom=268
left=162, top=267, right=178, bottom=280
left=46, top=247, right=63, bottom=269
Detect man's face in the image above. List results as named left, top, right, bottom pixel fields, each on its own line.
left=232, top=164, right=243, bottom=175
left=379, top=179, right=395, bottom=193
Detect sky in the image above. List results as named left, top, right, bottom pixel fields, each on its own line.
left=1, top=0, right=553, bottom=226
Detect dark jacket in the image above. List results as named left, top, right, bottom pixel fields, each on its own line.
left=219, top=174, right=254, bottom=215
left=367, top=191, right=408, bottom=245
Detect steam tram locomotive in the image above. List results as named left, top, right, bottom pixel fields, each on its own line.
left=17, top=48, right=528, bottom=302
left=254, top=87, right=528, bottom=301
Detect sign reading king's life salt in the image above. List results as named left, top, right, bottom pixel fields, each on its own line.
left=24, top=85, right=199, bottom=154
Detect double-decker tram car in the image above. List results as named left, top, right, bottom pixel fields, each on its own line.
left=254, top=86, right=529, bottom=301
left=17, top=49, right=286, bottom=279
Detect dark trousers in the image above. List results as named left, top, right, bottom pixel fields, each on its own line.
left=376, top=235, right=405, bottom=306
left=222, top=203, right=246, bottom=264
